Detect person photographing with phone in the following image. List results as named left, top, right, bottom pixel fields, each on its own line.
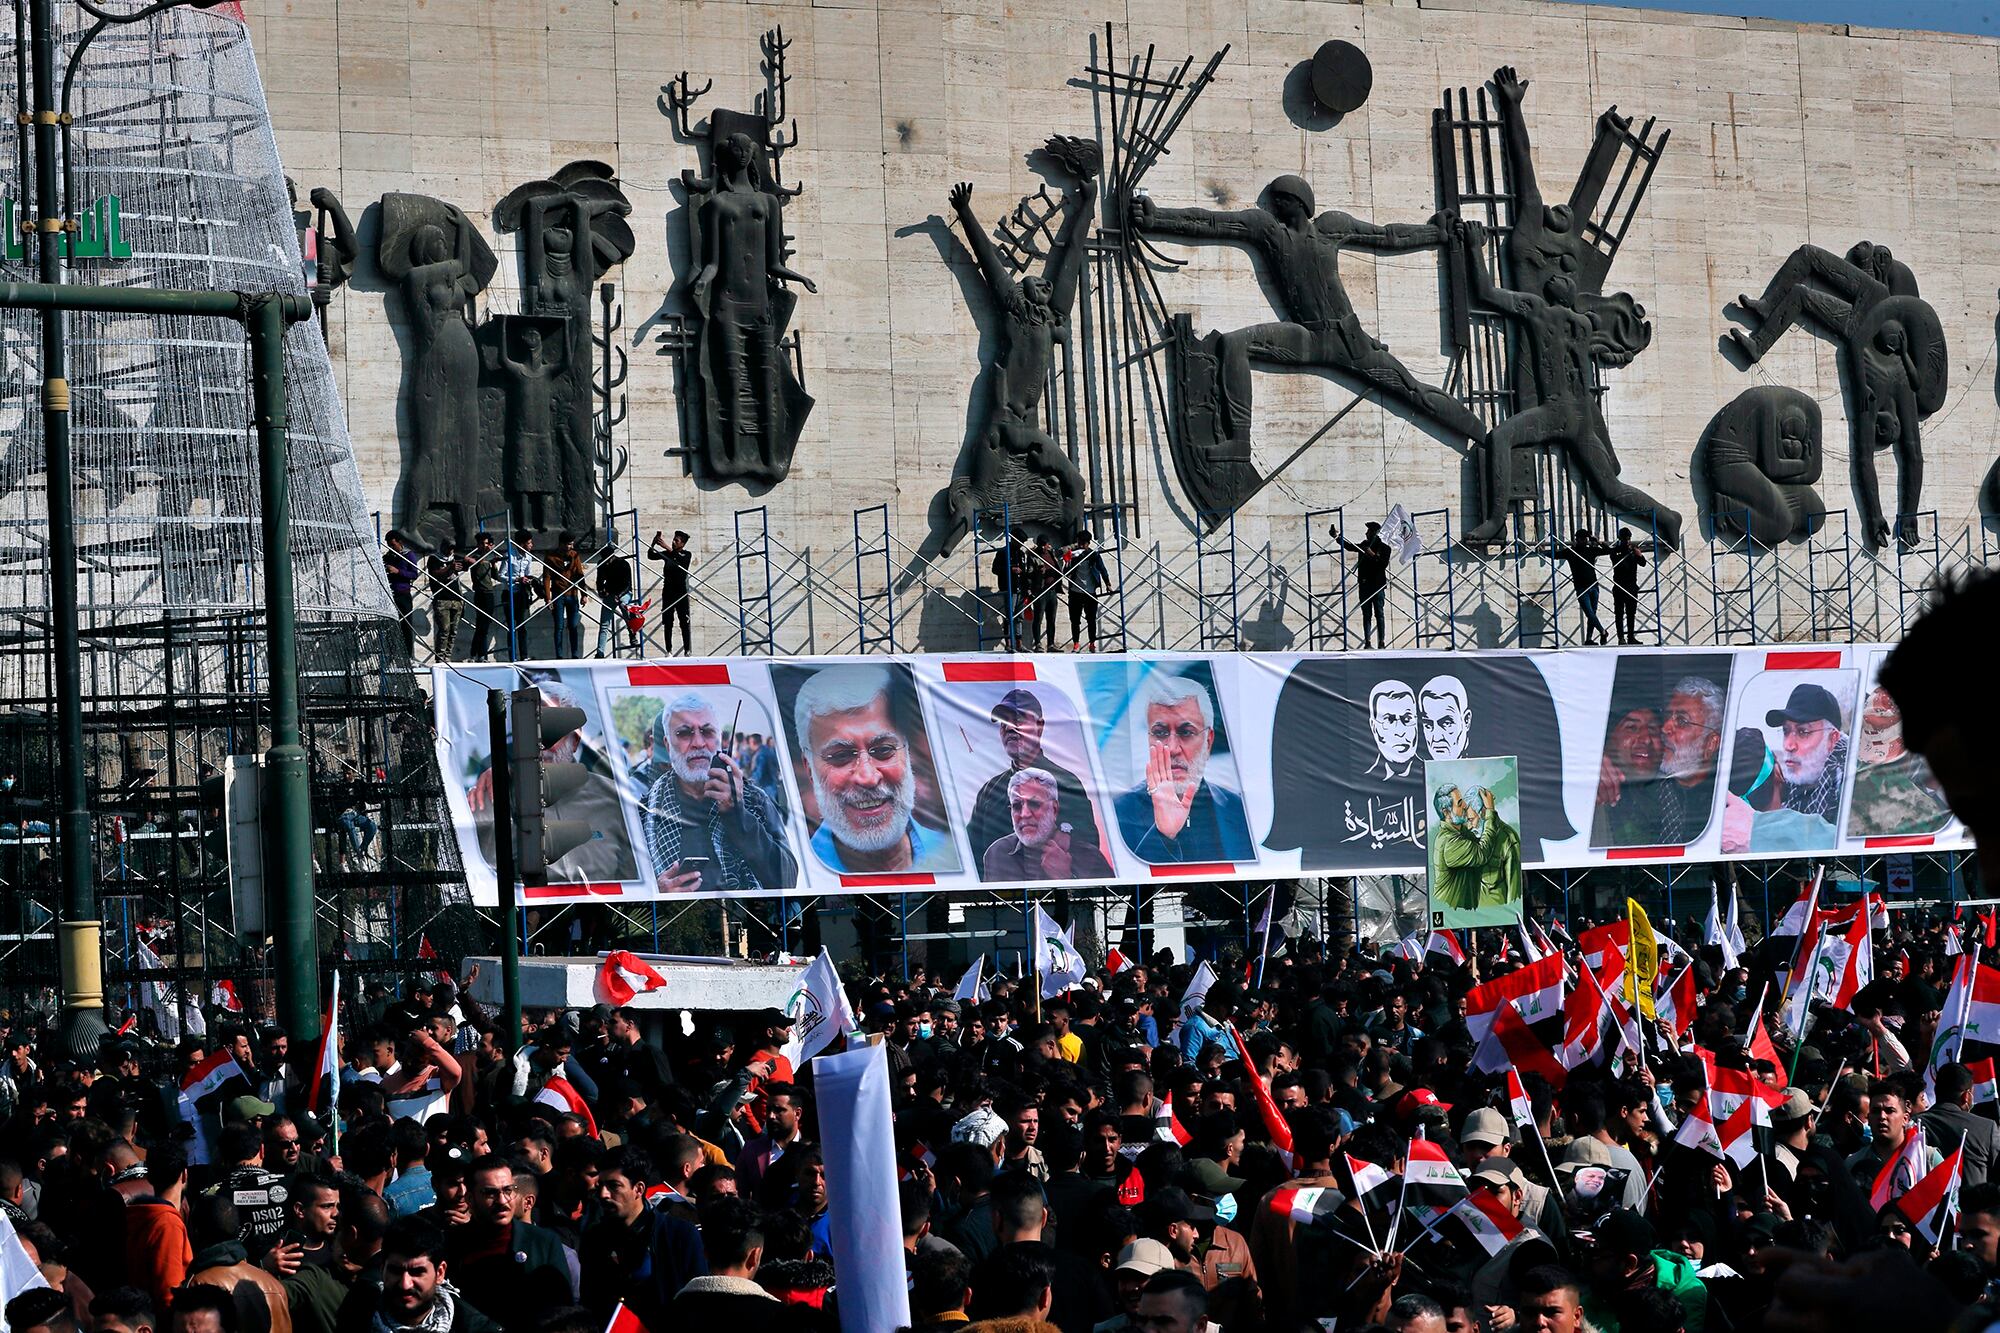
left=639, top=693, right=798, bottom=893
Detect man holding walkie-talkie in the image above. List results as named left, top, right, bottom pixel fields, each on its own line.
left=639, top=693, right=798, bottom=893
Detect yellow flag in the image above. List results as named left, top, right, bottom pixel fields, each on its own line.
left=1627, top=900, right=1659, bottom=1020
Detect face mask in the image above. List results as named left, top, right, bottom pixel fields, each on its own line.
left=918, top=1023, right=934, bottom=1040
left=1730, top=987, right=1748, bottom=1003
left=1214, top=1193, right=1238, bottom=1224
left=1657, top=1087, right=1674, bottom=1110
left=1859, top=1123, right=1874, bottom=1144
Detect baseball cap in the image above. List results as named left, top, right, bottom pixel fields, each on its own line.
left=1114, top=1238, right=1177, bottom=1277
left=1145, top=1187, right=1217, bottom=1230
left=1766, top=683, right=1841, bottom=730
left=1472, top=1158, right=1527, bottom=1191
left=991, top=689, right=1045, bottom=722
left=1777, top=1088, right=1814, bottom=1120
left=1561, top=1136, right=1615, bottom=1169
left=950, top=1107, right=1007, bottom=1149
left=1594, top=1208, right=1658, bottom=1257
left=1398, top=1087, right=1453, bottom=1122
left=1460, top=1107, right=1510, bottom=1148
left=226, top=1094, right=277, bottom=1122
left=1184, top=1157, right=1248, bottom=1195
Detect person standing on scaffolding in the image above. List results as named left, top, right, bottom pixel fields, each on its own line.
left=1337, top=521, right=1391, bottom=649
left=543, top=533, right=588, bottom=658
left=648, top=529, right=694, bottom=656
left=1609, top=526, right=1647, bottom=645
left=466, top=531, right=502, bottom=661
left=1028, top=534, right=1061, bottom=651
left=426, top=540, right=466, bottom=661
left=1064, top=529, right=1110, bottom=653
left=1552, top=527, right=1611, bottom=645
left=593, top=540, right=633, bottom=658
left=991, top=528, right=1026, bottom=651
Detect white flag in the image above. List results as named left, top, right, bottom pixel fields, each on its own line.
left=0, top=1210, right=49, bottom=1316
left=1181, top=959, right=1218, bottom=1014
left=1033, top=906, right=1086, bottom=1000
left=1706, top=883, right=1744, bottom=971
left=1381, top=504, right=1423, bottom=565
left=953, top=956, right=988, bottom=1004
left=781, top=947, right=858, bottom=1068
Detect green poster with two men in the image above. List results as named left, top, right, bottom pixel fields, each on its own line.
left=1426, top=755, right=1524, bottom=929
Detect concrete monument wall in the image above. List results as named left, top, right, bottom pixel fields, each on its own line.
left=242, top=0, right=2000, bottom=592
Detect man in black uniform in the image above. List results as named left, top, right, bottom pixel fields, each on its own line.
left=1338, top=522, right=1392, bottom=649
left=647, top=530, right=693, bottom=656
left=1609, top=526, right=1648, bottom=645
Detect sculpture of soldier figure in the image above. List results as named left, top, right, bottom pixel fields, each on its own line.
left=1727, top=240, right=1947, bottom=548
left=495, top=161, right=635, bottom=540
left=689, top=131, right=819, bottom=485
left=1129, top=176, right=1486, bottom=449
left=943, top=135, right=1099, bottom=549
left=1450, top=218, right=1682, bottom=547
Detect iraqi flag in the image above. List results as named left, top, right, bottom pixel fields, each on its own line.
left=1507, top=1069, right=1536, bottom=1130
left=1228, top=1023, right=1295, bottom=1163
left=1106, top=948, right=1134, bottom=978
left=1270, top=1184, right=1342, bottom=1226
left=1674, top=1096, right=1725, bottom=1161
left=1472, top=998, right=1568, bottom=1090
left=1656, top=964, right=1698, bottom=1040
left=1445, top=1188, right=1525, bottom=1257
left=1396, top=1135, right=1467, bottom=1241
left=1747, top=1010, right=1784, bottom=1074
left=597, top=951, right=667, bottom=1006
left=1869, top=1123, right=1932, bottom=1210
left=1426, top=931, right=1466, bottom=967
left=1155, top=1092, right=1192, bottom=1146
left=1465, top=952, right=1565, bottom=1043
left=1896, top=1139, right=1966, bottom=1245
left=1720, top=1093, right=1769, bottom=1170
left=535, top=1073, right=599, bottom=1137
left=1345, top=1152, right=1400, bottom=1242
left=212, top=980, right=244, bottom=1013
left=1831, top=902, right=1874, bottom=1009
left=181, top=1049, right=248, bottom=1102
left=602, top=1303, right=647, bottom=1333
left=304, top=970, right=340, bottom=1115
left=1972, top=1057, right=2000, bottom=1107
left=1578, top=920, right=1630, bottom=980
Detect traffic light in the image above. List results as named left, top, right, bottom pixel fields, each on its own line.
left=507, top=686, right=596, bottom=884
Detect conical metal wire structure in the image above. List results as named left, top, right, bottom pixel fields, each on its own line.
left=0, top=2, right=390, bottom=628
left=0, top=2, right=468, bottom=1023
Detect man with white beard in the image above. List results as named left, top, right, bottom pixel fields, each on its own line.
left=1656, top=675, right=1725, bottom=843
left=1768, top=682, right=1850, bottom=823
left=981, top=768, right=1114, bottom=882
left=1112, top=672, right=1253, bottom=863
left=794, top=665, right=959, bottom=874
left=641, top=694, right=798, bottom=892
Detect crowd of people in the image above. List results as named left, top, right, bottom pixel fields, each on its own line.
left=382, top=529, right=693, bottom=662
left=13, top=889, right=2000, bottom=1333
left=24, top=533, right=1982, bottom=1333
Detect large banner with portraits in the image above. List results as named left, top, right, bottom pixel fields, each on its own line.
left=431, top=645, right=1963, bottom=905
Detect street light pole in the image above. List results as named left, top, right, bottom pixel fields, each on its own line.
left=0, top=278, right=318, bottom=1039
left=25, top=0, right=103, bottom=1057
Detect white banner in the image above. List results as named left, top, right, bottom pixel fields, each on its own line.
left=813, top=1042, right=911, bottom=1333
left=432, top=644, right=1960, bottom=904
